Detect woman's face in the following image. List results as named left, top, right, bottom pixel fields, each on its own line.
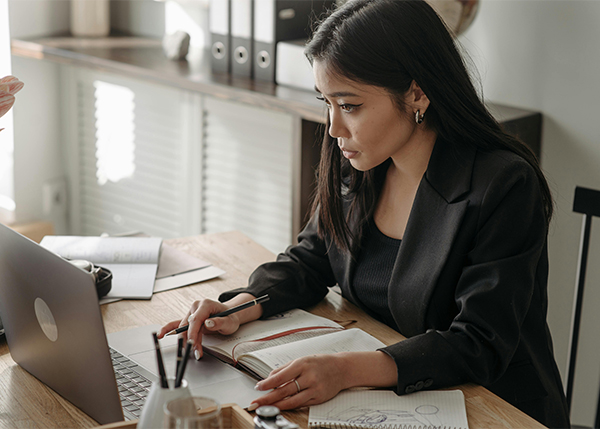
left=313, top=60, right=421, bottom=172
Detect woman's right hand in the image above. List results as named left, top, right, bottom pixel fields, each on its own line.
left=157, top=298, right=241, bottom=360
left=157, top=293, right=262, bottom=359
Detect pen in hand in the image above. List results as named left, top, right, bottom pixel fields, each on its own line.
left=164, top=294, right=270, bottom=337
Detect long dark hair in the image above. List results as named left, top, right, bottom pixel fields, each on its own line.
left=305, top=0, right=553, bottom=254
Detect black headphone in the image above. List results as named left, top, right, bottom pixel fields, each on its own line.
left=68, top=259, right=113, bottom=298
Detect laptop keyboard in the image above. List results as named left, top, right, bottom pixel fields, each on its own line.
left=110, top=347, right=153, bottom=419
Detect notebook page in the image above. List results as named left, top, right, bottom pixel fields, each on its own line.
left=230, top=328, right=342, bottom=360
left=309, top=389, right=469, bottom=429
left=203, top=308, right=342, bottom=357
left=240, top=328, right=385, bottom=378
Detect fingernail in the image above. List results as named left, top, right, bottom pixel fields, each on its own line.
left=247, top=403, right=258, bottom=411
left=205, top=319, right=215, bottom=328
left=194, top=349, right=201, bottom=360
left=254, top=383, right=261, bottom=391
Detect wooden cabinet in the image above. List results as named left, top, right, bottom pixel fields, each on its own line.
left=61, top=67, right=204, bottom=239
left=60, top=65, right=301, bottom=253
left=202, top=97, right=299, bottom=253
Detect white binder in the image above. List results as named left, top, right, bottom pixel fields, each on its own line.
left=275, top=39, right=314, bottom=91
left=209, top=0, right=231, bottom=74
left=231, top=0, right=254, bottom=77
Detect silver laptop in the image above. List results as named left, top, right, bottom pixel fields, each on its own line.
left=0, top=224, right=261, bottom=425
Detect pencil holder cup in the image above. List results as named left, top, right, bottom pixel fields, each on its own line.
left=137, top=378, right=191, bottom=429
left=164, top=396, right=223, bottom=429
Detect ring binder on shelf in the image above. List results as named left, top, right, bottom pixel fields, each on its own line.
left=231, top=0, right=254, bottom=77
left=253, top=0, right=333, bottom=82
left=209, top=0, right=231, bottom=74
left=275, top=39, right=313, bottom=91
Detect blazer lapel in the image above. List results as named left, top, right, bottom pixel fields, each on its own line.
left=389, top=140, right=475, bottom=337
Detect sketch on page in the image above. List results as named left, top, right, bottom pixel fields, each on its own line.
left=309, top=390, right=469, bottom=429
left=321, top=404, right=442, bottom=427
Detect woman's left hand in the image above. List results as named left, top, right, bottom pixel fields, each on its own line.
left=250, top=354, right=348, bottom=411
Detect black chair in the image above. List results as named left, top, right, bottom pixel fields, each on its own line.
left=565, top=186, right=600, bottom=427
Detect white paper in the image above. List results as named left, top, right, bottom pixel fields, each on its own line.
left=309, top=389, right=469, bottom=429
left=241, top=328, right=385, bottom=378
left=40, top=235, right=162, bottom=299
left=153, top=265, right=225, bottom=293
left=156, top=243, right=211, bottom=279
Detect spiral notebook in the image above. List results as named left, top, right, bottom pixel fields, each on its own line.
left=308, top=389, right=469, bottom=429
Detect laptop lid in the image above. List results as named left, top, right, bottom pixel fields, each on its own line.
left=0, top=224, right=124, bottom=425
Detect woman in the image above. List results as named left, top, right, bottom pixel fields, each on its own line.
left=159, top=0, right=569, bottom=427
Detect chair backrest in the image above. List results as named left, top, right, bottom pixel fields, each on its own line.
left=566, top=186, right=600, bottom=426
left=573, top=187, right=600, bottom=217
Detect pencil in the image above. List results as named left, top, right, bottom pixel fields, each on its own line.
left=175, top=340, right=192, bottom=388
left=164, top=294, right=270, bottom=337
left=152, top=332, right=169, bottom=388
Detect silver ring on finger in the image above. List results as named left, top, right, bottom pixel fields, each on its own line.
left=293, top=379, right=301, bottom=394
left=188, top=315, right=193, bottom=323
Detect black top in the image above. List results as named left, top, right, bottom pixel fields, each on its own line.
left=352, top=218, right=401, bottom=331
left=221, top=139, right=570, bottom=428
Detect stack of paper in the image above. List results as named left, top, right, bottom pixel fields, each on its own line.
left=41, top=236, right=226, bottom=304
left=40, top=236, right=162, bottom=300
left=154, top=243, right=225, bottom=293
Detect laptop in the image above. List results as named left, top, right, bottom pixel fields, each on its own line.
left=0, top=224, right=262, bottom=425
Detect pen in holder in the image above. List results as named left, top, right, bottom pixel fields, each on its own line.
left=137, top=333, right=193, bottom=428
left=137, top=377, right=191, bottom=429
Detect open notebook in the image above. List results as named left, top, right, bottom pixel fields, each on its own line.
left=308, top=389, right=469, bottom=429
left=202, top=308, right=386, bottom=379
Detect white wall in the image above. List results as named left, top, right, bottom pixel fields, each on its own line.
left=111, top=0, right=166, bottom=38
left=1, top=0, right=15, bottom=224
left=8, top=0, right=70, bottom=39
left=111, top=0, right=210, bottom=50
left=11, top=56, right=66, bottom=232
left=460, top=1, right=600, bottom=426
left=6, top=0, right=69, bottom=231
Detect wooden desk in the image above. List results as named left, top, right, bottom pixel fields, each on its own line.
left=0, top=231, right=545, bottom=428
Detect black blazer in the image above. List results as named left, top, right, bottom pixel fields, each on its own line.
left=221, top=139, right=570, bottom=428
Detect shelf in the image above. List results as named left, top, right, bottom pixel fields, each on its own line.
left=11, top=35, right=325, bottom=123
left=11, top=35, right=542, bottom=152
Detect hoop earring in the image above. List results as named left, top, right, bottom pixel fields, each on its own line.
left=415, top=110, right=424, bottom=125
